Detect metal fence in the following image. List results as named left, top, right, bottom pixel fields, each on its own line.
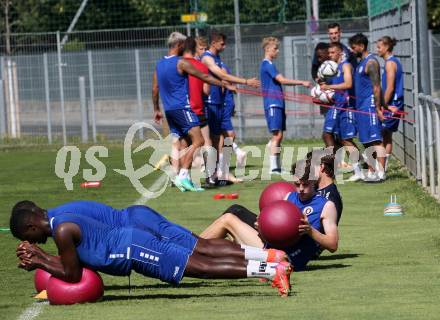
left=0, top=18, right=369, bottom=144
left=429, top=32, right=440, bottom=97
left=418, top=94, right=440, bottom=199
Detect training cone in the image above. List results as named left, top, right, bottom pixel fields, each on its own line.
left=384, top=195, right=403, bottom=216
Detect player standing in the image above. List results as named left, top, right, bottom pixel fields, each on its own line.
left=349, top=33, right=386, bottom=182
left=376, top=36, right=404, bottom=171
left=260, top=37, right=310, bottom=174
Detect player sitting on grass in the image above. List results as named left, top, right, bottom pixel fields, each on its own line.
left=200, top=158, right=339, bottom=271
left=11, top=201, right=292, bottom=297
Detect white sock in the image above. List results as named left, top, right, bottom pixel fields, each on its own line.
left=178, top=168, right=189, bottom=180
left=232, top=142, right=241, bottom=154
left=353, top=162, right=361, bottom=176
left=218, top=153, right=224, bottom=177
left=385, top=154, right=390, bottom=171
left=246, top=260, right=277, bottom=279
left=270, top=155, right=280, bottom=171
left=242, top=245, right=269, bottom=261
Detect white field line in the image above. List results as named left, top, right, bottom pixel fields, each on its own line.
left=17, top=301, right=49, bottom=320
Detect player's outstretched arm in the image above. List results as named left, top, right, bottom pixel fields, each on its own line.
left=299, top=201, right=338, bottom=252
left=201, top=55, right=260, bottom=88
left=275, top=74, right=311, bottom=87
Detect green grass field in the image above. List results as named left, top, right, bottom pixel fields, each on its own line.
left=1, top=141, right=440, bottom=320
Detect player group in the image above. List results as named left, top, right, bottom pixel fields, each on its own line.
left=153, top=22, right=403, bottom=190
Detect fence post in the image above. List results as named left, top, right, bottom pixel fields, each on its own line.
left=426, top=98, right=435, bottom=195
left=434, top=100, right=440, bottom=198
left=0, top=79, right=6, bottom=138
left=428, top=30, right=435, bottom=97
left=43, top=53, right=52, bottom=144
left=135, top=49, right=144, bottom=140
left=56, top=31, right=67, bottom=145
left=233, top=0, right=245, bottom=142
left=418, top=95, right=427, bottom=188
left=87, top=51, right=97, bottom=143
left=79, top=76, right=88, bottom=143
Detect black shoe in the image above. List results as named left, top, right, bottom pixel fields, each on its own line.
left=215, top=179, right=233, bottom=187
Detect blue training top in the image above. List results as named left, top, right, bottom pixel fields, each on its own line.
left=50, top=213, right=133, bottom=276
left=156, top=55, right=190, bottom=111
left=354, top=53, right=379, bottom=110
left=382, top=55, right=404, bottom=109
left=221, top=62, right=235, bottom=109
left=283, top=192, right=328, bottom=271
left=260, top=59, right=284, bottom=109
left=328, top=60, right=351, bottom=107
left=201, top=50, right=224, bottom=105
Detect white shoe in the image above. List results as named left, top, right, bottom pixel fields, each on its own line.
left=269, top=169, right=282, bottom=175
left=236, top=150, right=247, bottom=169
left=346, top=172, right=364, bottom=182
left=363, top=171, right=383, bottom=183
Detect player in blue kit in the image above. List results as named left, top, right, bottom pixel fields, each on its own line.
left=260, top=37, right=311, bottom=174
left=376, top=36, right=404, bottom=171
left=12, top=201, right=293, bottom=297
left=320, top=43, right=363, bottom=180
left=201, top=31, right=259, bottom=185
left=349, top=33, right=386, bottom=182
left=201, top=159, right=339, bottom=271
left=153, top=32, right=234, bottom=192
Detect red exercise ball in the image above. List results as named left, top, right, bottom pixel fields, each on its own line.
left=258, top=200, right=302, bottom=248
left=34, top=268, right=51, bottom=293
left=259, top=181, right=297, bottom=210
left=47, top=268, right=104, bottom=305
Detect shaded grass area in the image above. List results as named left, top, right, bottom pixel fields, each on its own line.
left=1, top=142, right=439, bottom=320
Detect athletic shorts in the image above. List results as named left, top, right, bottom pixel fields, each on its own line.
left=382, top=105, right=403, bottom=132
left=221, top=102, right=235, bottom=132
left=124, top=206, right=198, bottom=253
left=264, top=106, right=286, bottom=132
left=222, top=204, right=258, bottom=229
left=338, top=109, right=357, bottom=140
left=355, top=107, right=382, bottom=144
left=323, top=107, right=340, bottom=135
left=130, top=229, right=191, bottom=285
left=206, top=103, right=224, bottom=135
left=165, top=109, right=200, bottom=138
left=197, top=113, right=208, bottom=128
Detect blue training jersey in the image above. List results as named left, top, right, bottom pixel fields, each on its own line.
left=328, top=60, right=351, bottom=107
left=354, top=53, right=379, bottom=110
left=49, top=213, right=133, bottom=276
left=221, top=62, right=235, bottom=109
left=382, top=55, right=404, bottom=109
left=283, top=192, right=328, bottom=271
left=156, top=55, right=190, bottom=111
left=260, top=59, right=284, bottom=109
left=201, top=50, right=224, bottom=105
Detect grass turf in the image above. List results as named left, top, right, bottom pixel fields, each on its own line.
left=1, top=142, right=439, bottom=320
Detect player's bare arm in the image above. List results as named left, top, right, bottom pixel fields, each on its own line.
left=19, top=223, right=83, bottom=283
left=383, top=60, right=397, bottom=107
left=322, top=64, right=353, bottom=91
left=152, top=70, right=163, bottom=124
left=275, top=74, right=311, bottom=87
left=366, top=59, right=383, bottom=119
left=179, top=58, right=224, bottom=88
left=299, top=201, right=338, bottom=252
left=201, top=55, right=260, bottom=88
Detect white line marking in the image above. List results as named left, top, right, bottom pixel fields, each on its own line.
left=17, top=301, right=49, bottom=320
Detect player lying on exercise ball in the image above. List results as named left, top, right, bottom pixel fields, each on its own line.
left=200, top=158, right=339, bottom=272
left=11, top=201, right=292, bottom=297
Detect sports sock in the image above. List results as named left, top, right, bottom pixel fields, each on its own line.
left=246, top=260, right=277, bottom=279
left=242, top=245, right=268, bottom=261
left=218, top=152, right=224, bottom=177
left=232, top=142, right=242, bottom=154
left=178, top=168, right=189, bottom=180
left=270, top=155, right=280, bottom=171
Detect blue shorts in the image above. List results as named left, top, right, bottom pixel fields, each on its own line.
left=222, top=102, right=235, bottom=132
left=124, top=206, right=197, bottom=252
left=264, top=106, right=286, bottom=132
left=323, top=108, right=340, bottom=134
left=338, top=109, right=357, bottom=140
left=356, top=107, right=382, bottom=144
left=165, top=109, right=200, bottom=137
left=206, top=103, right=223, bottom=135
left=130, top=229, right=191, bottom=285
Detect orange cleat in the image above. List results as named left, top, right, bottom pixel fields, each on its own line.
left=271, top=261, right=292, bottom=297
left=266, top=249, right=288, bottom=263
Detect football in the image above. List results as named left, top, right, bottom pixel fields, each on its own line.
left=317, top=60, right=338, bottom=80
left=311, top=84, right=335, bottom=104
